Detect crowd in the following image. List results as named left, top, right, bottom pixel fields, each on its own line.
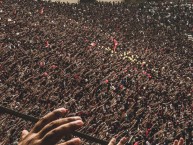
left=0, top=0, right=193, bottom=144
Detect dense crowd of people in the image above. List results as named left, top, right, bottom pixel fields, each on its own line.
left=0, top=0, right=193, bottom=144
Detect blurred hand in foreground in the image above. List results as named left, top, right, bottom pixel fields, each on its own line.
left=19, top=108, right=83, bottom=145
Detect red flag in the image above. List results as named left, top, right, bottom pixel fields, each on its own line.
left=134, top=142, right=139, bottom=145
left=39, top=61, right=45, bottom=67
left=146, top=128, right=151, bottom=137
left=74, top=74, right=80, bottom=80
left=143, top=71, right=147, bottom=75
left=147, top=74, right=152, bottom=79
left=45, top=41, right=49, bottom=47
left=113, top=39, right=118, bottom=52
left=105, top=79, right=109, bottom=84
left=51, top=65, right=57, bottom=69
left=42, top=72, right=48, bottom=77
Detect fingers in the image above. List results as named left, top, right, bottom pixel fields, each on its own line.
left=178, top=138, right=184, bottom=145
left=117, top=137, right=127, bottom=145
left=20, top=130, right=29, bottom=140
left=173, top=140, right=178, bottom=145
left=38, top=116, right=81, bottom=138
left=108, top=137, right=127, bottom=145
left=31, top=108, right=68, bottom=133
left=108, top=138, right=116, bottom=145
left=173, top=138, right=184, bottom=145
left=58, top=138, right=81, bottom=145
left=41, top=120, right=84, bottom=145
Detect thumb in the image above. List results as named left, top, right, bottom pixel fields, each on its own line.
left=20, top=130, right=29, bottom=140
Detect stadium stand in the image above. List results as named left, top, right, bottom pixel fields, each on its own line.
left=0, top=0, right=192, bottom=144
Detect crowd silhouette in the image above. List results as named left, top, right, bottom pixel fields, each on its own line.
left=0, top=0, right=192, bottom=144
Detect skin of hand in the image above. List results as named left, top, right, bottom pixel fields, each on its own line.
left=18, top=108, right=128, bottom=145
left=173, top=138, right=184, bottom=145
left=108, top=137, right=127, bottom=145
left=19, top=108, right=84, bottom=145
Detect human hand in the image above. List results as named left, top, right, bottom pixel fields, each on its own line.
left=108, top=137, right=127, bottom=145
left=173, top=138, right=184, bottom=145
left=19, top=108, right=84, bottom=145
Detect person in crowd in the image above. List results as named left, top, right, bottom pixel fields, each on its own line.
left=0, top=0, right=192, bottom=144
